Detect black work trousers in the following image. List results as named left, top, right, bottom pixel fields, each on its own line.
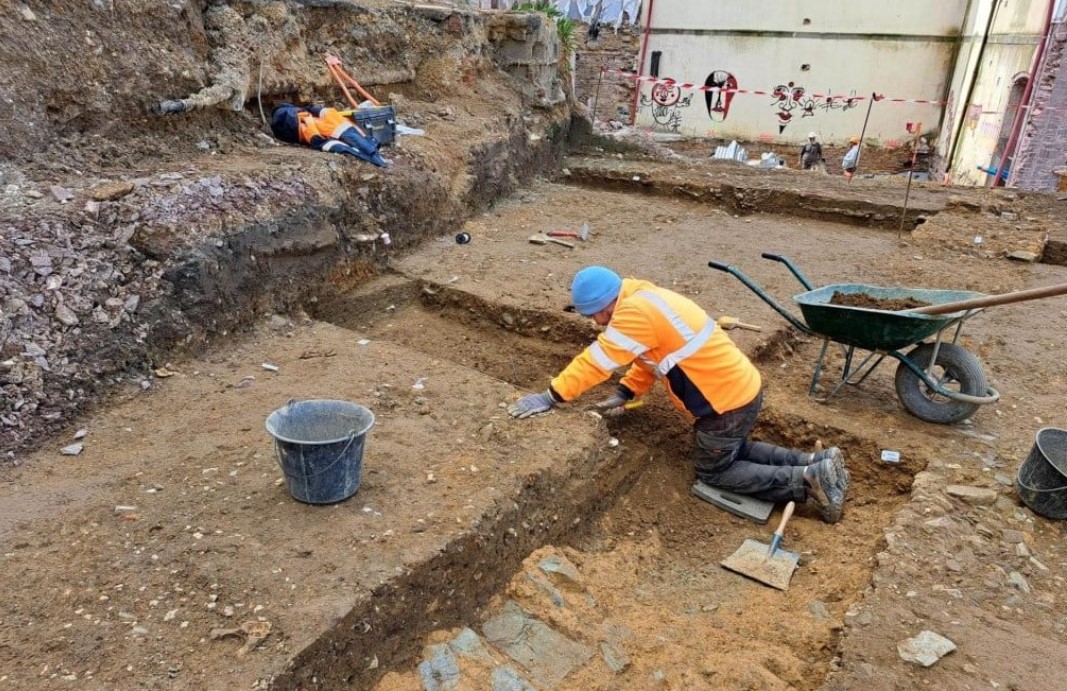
left=691, top=390, right=808, bottom=502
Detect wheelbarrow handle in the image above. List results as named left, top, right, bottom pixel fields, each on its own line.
left=707, top=260, right=813, bottom=334
left=759, top=253, right=815, bottom=291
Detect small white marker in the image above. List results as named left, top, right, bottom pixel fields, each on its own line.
left=881, top=450, right=901, bottom=463
left=261, top=363, right=279, bottom=372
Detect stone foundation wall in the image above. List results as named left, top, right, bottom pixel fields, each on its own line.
left=572, top=24, right=640, bottom=122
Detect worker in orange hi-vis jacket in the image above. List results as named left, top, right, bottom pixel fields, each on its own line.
left=270, top=103, right=387, bottom=168
left=507, top=266, right=849, bottom=522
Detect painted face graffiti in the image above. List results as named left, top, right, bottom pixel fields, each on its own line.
left=771, top=82, right=857, bottom=134
left=640, top=82, right=694, bottom=132
left=771, top=82, right=807, bottom=133
left=651, top=82, right=682, bottom=107
left=703, top=70, right=737, bottom=122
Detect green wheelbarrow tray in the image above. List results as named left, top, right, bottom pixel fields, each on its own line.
left=708, top=254, right=1000, bottom=424
left=794, top=284, right=987, bottom=351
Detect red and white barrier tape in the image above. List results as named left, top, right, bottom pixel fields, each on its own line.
left=601, top=68, right=947, bottom=105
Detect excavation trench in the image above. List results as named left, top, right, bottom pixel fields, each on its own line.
left=313, top=277, right=923, bottom=689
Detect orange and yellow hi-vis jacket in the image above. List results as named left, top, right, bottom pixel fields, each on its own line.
left=551, top=278, right=761, bottom=419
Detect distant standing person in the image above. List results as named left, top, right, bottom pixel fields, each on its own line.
left=842, top=136, right=860, bottom=180
left=799, top=132, right=823, bottom=170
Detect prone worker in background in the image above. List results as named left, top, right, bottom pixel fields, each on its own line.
left=270, top=103, right=387, bottom=168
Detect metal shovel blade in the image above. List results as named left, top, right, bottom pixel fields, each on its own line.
left=721, top=538, right=800, bottom=591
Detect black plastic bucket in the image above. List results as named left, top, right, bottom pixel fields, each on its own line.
left=1016, top=428, right=1067, bottom=520
left=265, top=399, right=375, bottom=504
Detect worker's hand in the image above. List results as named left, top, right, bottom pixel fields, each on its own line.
left=507, top=390, right=556, bottom=419
left=590, top=387, right=634, bottom=417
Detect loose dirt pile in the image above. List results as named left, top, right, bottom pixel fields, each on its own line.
left=829, top=292, right=930, bottom=311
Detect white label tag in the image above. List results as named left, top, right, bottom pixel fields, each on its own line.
left=881, top=450, right=901, bottom=463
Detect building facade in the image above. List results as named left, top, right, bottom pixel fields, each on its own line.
left=624, top=0, right=1064, bottom=189
left=631, top=2, right=970, bottom=147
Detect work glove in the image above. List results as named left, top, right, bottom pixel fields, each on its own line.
left=508, top=390, right=557, bottom=419
left=590, top=386, right=635, bottom=417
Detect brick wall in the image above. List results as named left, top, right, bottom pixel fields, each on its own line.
left=572, top=24, right=640, bottom=123
left=1014, top=20, right=1067, bottom=191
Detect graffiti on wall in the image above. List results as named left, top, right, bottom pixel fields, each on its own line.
left=640, top=82, right=694, bottom=131
left=771, top=81, right=860, bottom=133
left=704, top=71, right=738, bottom=122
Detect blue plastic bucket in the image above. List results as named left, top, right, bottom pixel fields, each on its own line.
left=265, top=399, right=375, bottom=504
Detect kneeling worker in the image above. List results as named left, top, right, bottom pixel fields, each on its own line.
left=507, top=266, right=849, bottom=522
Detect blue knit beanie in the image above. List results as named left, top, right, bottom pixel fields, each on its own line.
left=571, top=266, right=622, bottom=316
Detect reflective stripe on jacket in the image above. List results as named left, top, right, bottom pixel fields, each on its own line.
left=297, top=108, right=357, bottom=150
left=550, top=278, right=761, bottom=418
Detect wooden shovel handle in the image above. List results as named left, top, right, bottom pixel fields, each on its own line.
left=774, top=501, right=795, bottom=539
left=907, top=282, right=1067, bottom=315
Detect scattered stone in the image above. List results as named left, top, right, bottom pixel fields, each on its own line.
left=114, top=505, right=137, bottom=513
left=946, top=485, right=997, bottom=506
left=24, top=189, right=43, bottom=199
left=50, top=185, right=74, bottom=203
left=210, top=621, right=272, bottom=656
left=417, top=643, right=460, bottom=690
left=73, top=429, right=88, bottom=440
left=60, top=443, right=84, bottom=456
left=19, top=5, right=37, bottom=21
left=808, top=601, right=830, bottom=621
left=91, top=181, right=135, bottom=201
left=55, top=303, right=79, bottom=326
left=491, top=667, right=536, bottom=691
left=526, top=573, right=565, bottom=608
left=1007, top=250, right=1040, bottom=262
left=600, top=641, right=630, bottom=674
left=1008, top=571, right=1031, bottom=594
left=897, top=630, right=956, bottom=667
left=482, top=601, right=594, bottom=687
left=448, top=628, right=494, bottom=663
left=538, top=554, right=581, bottom=584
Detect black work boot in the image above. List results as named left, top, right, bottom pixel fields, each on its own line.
left=803, top=459, right=845, bottom=523
left=813, top=446, right=849, bottom=496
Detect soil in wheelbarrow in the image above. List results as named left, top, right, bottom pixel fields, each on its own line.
left=829, top=292, right=931, bottom=311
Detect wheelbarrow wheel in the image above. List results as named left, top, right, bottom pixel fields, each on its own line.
left=894, top=343, right=987, bottom=424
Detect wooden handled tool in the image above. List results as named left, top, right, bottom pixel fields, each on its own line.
left=717, top=316, right=763, bottom=331
left=529, top=234, right=575, bottom=249
left=906, top=281, right=1067, bottom=315
left=721, top=500, right=800, bottom=590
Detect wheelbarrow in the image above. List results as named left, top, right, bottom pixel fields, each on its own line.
left=708, top=253, right=1002, bottom=424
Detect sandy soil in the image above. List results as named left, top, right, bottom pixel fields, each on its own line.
left=381, top=179, right=1067, bottom=689
left=6, top=1, right=1064, bottom=690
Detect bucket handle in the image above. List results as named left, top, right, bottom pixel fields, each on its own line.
left=273, top=430, right=360, bottom=479
left=1015, top=474, right=1067, bottom=494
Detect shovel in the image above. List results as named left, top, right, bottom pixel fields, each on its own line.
left=529, top=233, right=575, bottom=249
left=721, top=500, right=800, bottom=591
left=546, top=222, right=590, bottom=241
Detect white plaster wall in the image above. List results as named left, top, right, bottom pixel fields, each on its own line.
left=634, top=33, right=954, bottom=145
left=646, top=1, right=969, bottom=35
